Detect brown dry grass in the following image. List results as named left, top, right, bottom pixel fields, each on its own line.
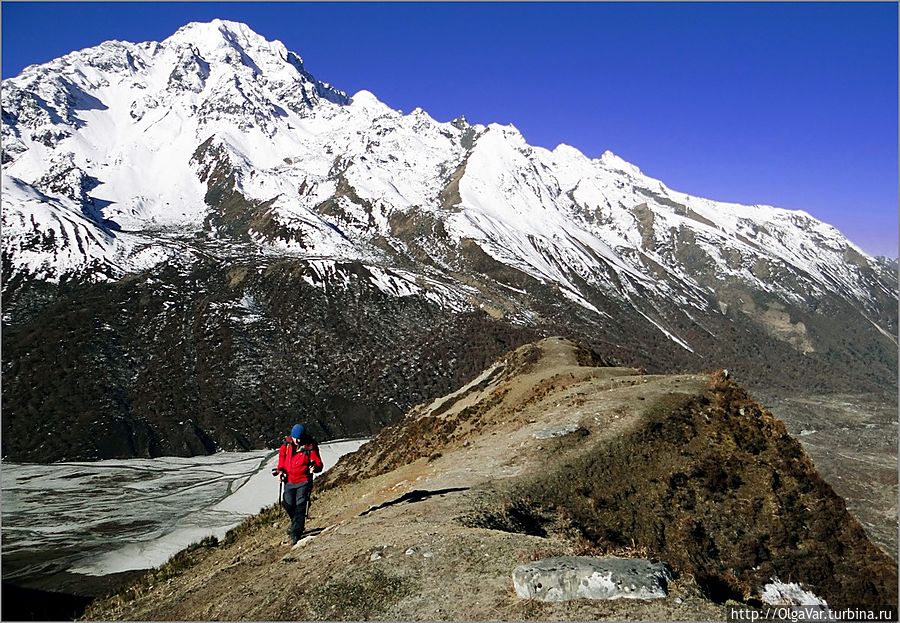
left=82, top=338, right=897, bottom=621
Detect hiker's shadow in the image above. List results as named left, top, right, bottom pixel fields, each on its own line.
left=359, top=487, right=470, bottom=517
left=303, top=527, right=326, bottom=537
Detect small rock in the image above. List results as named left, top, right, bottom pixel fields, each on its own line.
left=292, top=535, right=315, bottom=549
left=533, top=423, right=585, bottom=440
left=512, top=556, right=672, bottom=602
left=405, top=548, right=416, bottom=556
left=423, top=551, right=434, bottom=559
left=760, top=579, right=827, bottom=607
left=675, top=597, right=683, bottom=604
left=370, top=551, right=383, bottom=561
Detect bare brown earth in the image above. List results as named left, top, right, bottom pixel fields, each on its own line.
left=83, top=338, right=897, bottom=621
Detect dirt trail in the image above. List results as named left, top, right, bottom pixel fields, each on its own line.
left=84, top=338, right=896, bottom=620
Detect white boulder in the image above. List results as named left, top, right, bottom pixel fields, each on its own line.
left=512, top=556, right=672, bottom=602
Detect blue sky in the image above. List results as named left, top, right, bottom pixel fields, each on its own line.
left=3, top=2, right=897, bottom=257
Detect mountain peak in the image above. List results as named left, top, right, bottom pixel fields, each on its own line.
left=164, top=19, right=292, bottom=69
left=168, top=19, right=271, bottom=48
left=350, top=89, right=390, bottom=110
left=2, top=21, right=894, bottom=413
left=160, top=19, right=348, bottom=107
left=599, top=149, right=643, bottom=177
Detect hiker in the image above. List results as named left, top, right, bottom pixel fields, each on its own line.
left=273, top=423, right=323, bottom=545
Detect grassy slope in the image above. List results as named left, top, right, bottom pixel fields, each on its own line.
left=83, top=338, right=897, bottom=620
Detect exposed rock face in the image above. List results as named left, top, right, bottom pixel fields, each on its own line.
left=512, top=556, right=672, bottom=601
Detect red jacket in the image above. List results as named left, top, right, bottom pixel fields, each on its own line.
left=277, top=436, right=324, bottom=484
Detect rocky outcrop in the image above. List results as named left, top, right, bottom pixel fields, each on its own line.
left=512, top=556, right=672, bottom=602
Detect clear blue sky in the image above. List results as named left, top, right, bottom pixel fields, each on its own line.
left=3, top=2, right=897, bottom=257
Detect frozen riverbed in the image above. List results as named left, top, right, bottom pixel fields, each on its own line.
left=1, top=439, right=367, bottom=585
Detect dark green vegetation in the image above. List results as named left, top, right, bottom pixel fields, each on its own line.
left=464, top=378, right=898, bottom=608
left=1, top=256, right=538, bottom=460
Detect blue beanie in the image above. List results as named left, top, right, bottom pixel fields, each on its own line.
left=290, top=424, right=305, bottom=439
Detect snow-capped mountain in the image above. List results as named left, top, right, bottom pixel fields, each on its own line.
left=2, top=20, right=895, bottom=461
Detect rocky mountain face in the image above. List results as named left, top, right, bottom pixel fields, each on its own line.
left=2, top=19, right=896, bottom=462
left=82, top=339, right=897, bottom=620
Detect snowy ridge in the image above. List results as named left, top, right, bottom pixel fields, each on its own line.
left=293, top=258, right=475, bottom=312
left=2, top=19, right=894, bottom=348
left=1, top=175, right=176, bottom=281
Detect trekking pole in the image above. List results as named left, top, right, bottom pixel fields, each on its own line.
left=304, top=468, right=315, bottom=521
left=272, top=464, right=283, bottom=505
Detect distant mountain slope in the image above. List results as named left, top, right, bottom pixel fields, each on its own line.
left=1, top=19, right=896, bottom=462
left=83, top=338, right=897, bottom=620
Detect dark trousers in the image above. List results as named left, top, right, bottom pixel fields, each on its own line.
left=281, top=481, right=311, bottom=542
